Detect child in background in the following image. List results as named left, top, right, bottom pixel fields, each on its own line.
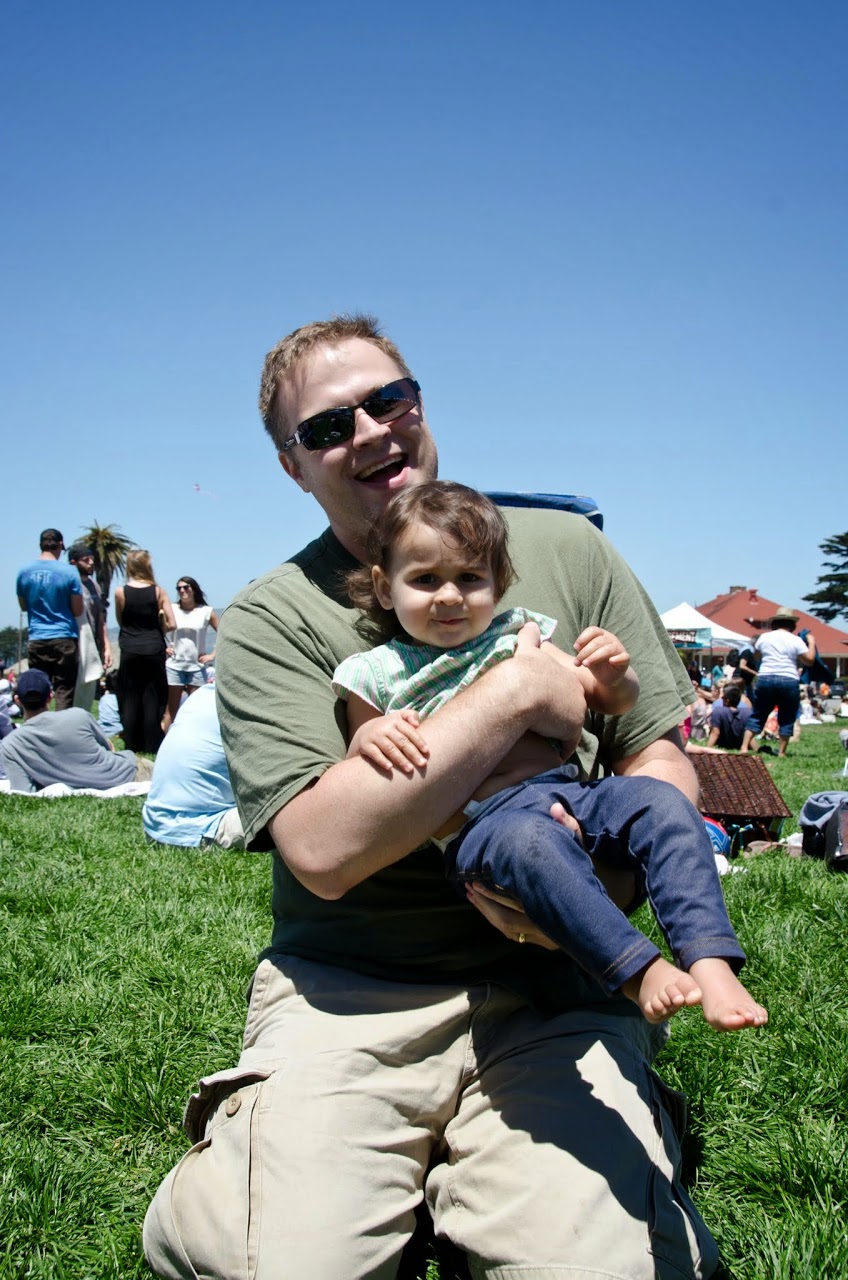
left=334, top=481, right=767, bottom=1031
left=97, top=671, right=123, bottom=738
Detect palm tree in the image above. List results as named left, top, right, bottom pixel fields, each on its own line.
left=77, top=522, right=137, bottom=614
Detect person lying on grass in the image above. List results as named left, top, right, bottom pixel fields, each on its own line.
left=334, top=481, right=767, bottom=1031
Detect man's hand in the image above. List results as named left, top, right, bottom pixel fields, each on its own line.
left=102, top=642, right=113, bottom=671
left=464, top=801, right=581, bottom=948
left=511, top=622, right=587, bottom=749
left=347, top=710, right=430, bottom=775
left=464, top=882, right=559, bottom=950
left=465, top=801, right=638, bottom=945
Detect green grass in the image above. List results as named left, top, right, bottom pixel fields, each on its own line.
left=0, top=725, right=846, bottom=1278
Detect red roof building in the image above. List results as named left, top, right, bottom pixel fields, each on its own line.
left=696, top=586, right=848, bottom=675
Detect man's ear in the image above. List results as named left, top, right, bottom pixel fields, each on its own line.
left=372, top=565, right=393, bottom=611
left=278, top=450, right=311, bottom=494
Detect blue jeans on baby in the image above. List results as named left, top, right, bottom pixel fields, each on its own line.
left=445, top=770, right=745, bottom=992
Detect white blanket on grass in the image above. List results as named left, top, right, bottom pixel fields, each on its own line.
left=0, top=780, right=150, bottom=798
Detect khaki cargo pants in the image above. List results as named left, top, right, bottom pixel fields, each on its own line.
left=144, top=956, right=719, bottom=1279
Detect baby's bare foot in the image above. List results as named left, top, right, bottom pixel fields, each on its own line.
left=621, top=956, right=703, bottom=1024
left=689, top=958, right=768, bottom=1031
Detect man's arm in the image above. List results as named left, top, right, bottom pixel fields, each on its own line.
left=2, top=748, right=36, bottom=793
left=96, top=601, right=112, bottom=668
left=270, top=630, right=587, bottom=899
left=797, top=630, right=817, bottom=667
left=612, top=727, right=700, bottom=806
left=71, top=594, right=84, bottom=618
left=87, top=715, right=116, bottom=753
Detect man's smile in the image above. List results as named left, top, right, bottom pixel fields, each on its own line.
left=355, top=454, right=409, bottom=485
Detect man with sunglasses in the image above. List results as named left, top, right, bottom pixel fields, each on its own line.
left=145, top=316, right=717, bottom=1279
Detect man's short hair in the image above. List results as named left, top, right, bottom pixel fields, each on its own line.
left=16, top=668, right=53, bottom=709
left=723, top=685, right=742, bottom=708
left=67, top=544, right=94, bottom=563
left=258, top=313, right=413, bottom=451
left=39, top=528, right=64, bottom=552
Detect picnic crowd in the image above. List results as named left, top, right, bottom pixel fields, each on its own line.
left=4, top=315, right=846, bottom=1280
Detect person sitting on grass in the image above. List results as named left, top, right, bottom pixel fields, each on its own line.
left=708, top=683, right=752, bottom=750
left=97, top=671, right=123, bottom=737
left=0, top=668, right=153, bottom=793
left=335, top=481, right=767, bottom=1031
left=142, top=685, right=244, bottom=849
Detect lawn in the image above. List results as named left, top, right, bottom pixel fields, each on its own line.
left=0, top=725, right=846, bottom=1279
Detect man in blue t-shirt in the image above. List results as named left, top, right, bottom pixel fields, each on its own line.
left=16, top=528, right=84, bottom=711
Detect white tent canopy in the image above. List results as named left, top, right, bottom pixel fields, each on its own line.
left=660, top=602, right=752, bottom=649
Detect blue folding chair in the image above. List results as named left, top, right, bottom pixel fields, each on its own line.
left=486, top=490, right=603, bottom=531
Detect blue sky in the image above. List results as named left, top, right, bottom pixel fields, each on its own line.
left=4, top=2, right=846, bottom=626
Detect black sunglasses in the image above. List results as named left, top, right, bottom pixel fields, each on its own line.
left=280, top=377, right=421, bottom=453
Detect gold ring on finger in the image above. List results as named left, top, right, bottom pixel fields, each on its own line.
left=518, top=932, right=526, bottom=944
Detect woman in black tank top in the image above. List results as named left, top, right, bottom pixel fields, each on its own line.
left=114, top=550, right=176, bottom=753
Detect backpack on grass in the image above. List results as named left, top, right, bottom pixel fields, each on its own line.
left=799, top=791, right=848, bottom=873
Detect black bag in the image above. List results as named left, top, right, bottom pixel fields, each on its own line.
left=799, top=791, right=848, bottom=872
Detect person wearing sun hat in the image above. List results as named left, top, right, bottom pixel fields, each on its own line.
left=741, top=605, right=817, bottom=757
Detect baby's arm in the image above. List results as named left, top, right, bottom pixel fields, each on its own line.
left=345, top=692, right=430, bottom=775
left=541, top=627, right=639, bottom=716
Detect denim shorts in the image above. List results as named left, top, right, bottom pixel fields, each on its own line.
left=166, top=664, right=205, bottom=689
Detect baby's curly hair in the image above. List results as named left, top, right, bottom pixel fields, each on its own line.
left=346, top=481, right=516, bottom=640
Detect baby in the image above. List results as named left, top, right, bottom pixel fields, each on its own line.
left=333, top=481, right=767, bottom=1031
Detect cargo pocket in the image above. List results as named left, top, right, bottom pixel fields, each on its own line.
left=645, top=1067, right=720, bottom=1280
left=146, top=1061, right=285, bottom=1280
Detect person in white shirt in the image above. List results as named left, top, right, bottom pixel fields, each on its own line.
left=741, top=607, right=816, bottom=757
left=163, top=576, right=218, bottom=732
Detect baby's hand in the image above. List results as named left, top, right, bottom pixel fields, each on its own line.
left=573, top=627, right=631, bottom=687
left=349, top=710, right=429, bottom=775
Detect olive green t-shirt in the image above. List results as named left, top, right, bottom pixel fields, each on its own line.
left=217, top=506, right=693, bottom=1011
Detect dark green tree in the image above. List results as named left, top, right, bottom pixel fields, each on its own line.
left=0, top=626, right=26, bottom=667
left=78, top=522, right=137, bottom=613
left=803, top=531, right=848, bottom=625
